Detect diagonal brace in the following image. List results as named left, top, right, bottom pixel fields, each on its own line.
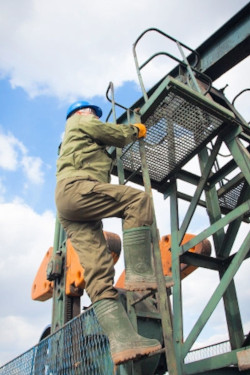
left=183, top=231, right=250, bottom=357
left=178, top=137, right=222, bottom=243
left=181, top=200, right=250, bottom=254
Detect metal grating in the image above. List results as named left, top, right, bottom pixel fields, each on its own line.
left=185, top=340, right=231, bottom=364
left=0, top=307, right=113, bottom=375
left=219, top=181, right=245, bottom=211
left=121, top=91, right=225, bottom=185
left=219, top=180, right=249, bottom=220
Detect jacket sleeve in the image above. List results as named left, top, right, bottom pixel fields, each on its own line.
left=79, top=115, right=139, bottom=147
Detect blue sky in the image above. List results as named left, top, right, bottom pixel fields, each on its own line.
left=0, top=0, right=249, bottom=366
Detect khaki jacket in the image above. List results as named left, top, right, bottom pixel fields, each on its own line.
left=56, top=113, right=138, bottom=183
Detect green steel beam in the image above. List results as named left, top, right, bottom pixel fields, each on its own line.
left=194, top=3, right=250, bottom=80
left=180, top=252, right=221, bottom=271
left=226, top=137, right=250, bottom=186
left=183, top=232, right=250, bottom=357
left=176, top=170, right=200, bottom=186
left=139, top=139, right=178, bottom=375
left=170, top=178, right=184, bottom=375
left=181, top=201, right=250, bottom=254
left=181, top=250, right=250, bottom=273
left=178, top=137, right=222, bottom=244
left=176, top=192, right=206, bottom=208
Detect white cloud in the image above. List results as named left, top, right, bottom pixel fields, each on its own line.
left=0, top=131, right=24, bottom=170
left=21, top=155, right=44, bottom=184
left=0, top=200, right=54, bottom=274
left=0, top=315, right=42, bottom=353
left=0, top=178, right=6, bottom=198
left=0, top=129, right=45, bottom=185
left=0, top=0, right=248, bottom=101
left=0, top=199, right=55, bottom=365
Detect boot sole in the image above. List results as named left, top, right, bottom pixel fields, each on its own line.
left=112, top=343, right=162, bottom=365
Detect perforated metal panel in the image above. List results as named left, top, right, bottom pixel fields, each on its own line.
left=122, top=93, right=226, bottom=185
left=119, top=77, right=236, bottom=188
left=219, top=180, right=249, bottom=220
left=219, top=181, right=245, bottom=211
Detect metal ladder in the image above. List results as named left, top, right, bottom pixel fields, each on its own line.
left=106, top=81, right=177, bottom=375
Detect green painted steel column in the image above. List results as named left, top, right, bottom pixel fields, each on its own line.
left=226, top=136, right=250, bottom=186
left=138, top=138, right=178, bottom=375
left=199, top=147, right=225, bottom=251
left=169, top=178, right=184, bottom=374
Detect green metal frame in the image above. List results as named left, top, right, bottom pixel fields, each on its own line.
left=47, top=55, right=250, bottom=375
left=108, top=27, right=250, bottom=372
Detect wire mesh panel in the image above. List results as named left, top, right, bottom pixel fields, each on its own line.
left=185, top=340, right=232, bottom=363
left=0, top=308, right=114, bottom=375
left=122, top=94, right=224, bottom=185
left=219, top=180, right=246, bottom=212
left=219, top=179, right=250, bottom=221
left=119, top=77, right=236, bottom=188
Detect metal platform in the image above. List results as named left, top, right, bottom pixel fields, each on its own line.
left=118, top=76, right=238, bottom=190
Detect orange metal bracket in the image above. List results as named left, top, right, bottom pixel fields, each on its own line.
left=65, top=232, right=121, bottom=296
left=115, top=233, right=211, bottom=289
left=32, top=232, right=121, bottom=301
left=65, top=239, right=85, bottom=296
left=31, top=247, right=54, bottom=301
left=159, top=233, right=211, bottom=278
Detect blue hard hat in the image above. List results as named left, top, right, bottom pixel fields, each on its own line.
left=66, top=101, right=103, bottom=119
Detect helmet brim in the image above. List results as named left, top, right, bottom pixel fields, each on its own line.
left=66, top=101, right=103, bottom=119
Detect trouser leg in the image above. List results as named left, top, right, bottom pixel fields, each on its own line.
left=56, top=179, right=153, bottom=229
left=56, top=179, right=154, bottom=300
left=58, top=216, right=118, bottom=303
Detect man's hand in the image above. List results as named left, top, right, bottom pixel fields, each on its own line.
left=133, top=123, right=147, bottom=138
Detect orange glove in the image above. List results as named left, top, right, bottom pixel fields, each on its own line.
left=133, top=123, right=147, bottom=138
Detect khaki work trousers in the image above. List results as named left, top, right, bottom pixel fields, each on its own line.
left=55, top=178, right=153, bottom=303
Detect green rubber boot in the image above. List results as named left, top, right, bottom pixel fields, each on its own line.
left=93, top=298, right=161, bottom=365
left=123, top=226, right=157, bottom=291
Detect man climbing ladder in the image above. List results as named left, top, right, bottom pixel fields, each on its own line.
left=55, top=100, right=161, bottom=365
